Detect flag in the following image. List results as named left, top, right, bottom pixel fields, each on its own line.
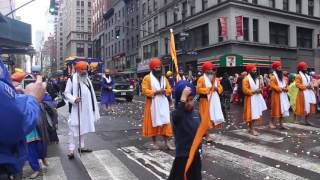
left=236, top=16, right=243, bottom=37
left=219, top=17, right=228, bottom=37
left=170, top=29, right=181, bottom=81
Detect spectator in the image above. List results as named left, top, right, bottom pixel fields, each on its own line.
left=220, top=73, right=233, bottom=110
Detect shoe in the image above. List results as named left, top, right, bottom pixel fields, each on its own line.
left=78, top=148, right=93, bottom=153
left=67, top=153, right=75, bottom=160
left=30, top=171, right=40, bottom=179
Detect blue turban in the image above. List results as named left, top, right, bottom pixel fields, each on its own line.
left=174, top=80, right=196, bottom=106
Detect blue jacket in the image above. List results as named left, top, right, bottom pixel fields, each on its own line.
left=0, top=59, right=40, bottom=174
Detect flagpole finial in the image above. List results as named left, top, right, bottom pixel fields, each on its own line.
left=170, top=29, right=173, bottom=33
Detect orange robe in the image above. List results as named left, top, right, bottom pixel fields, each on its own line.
left=196, top=75, right=223, bottom=129
left=242, top=76, right=263, bottom=124
left=295, top=74, right=315, bottom=116
left=269, top=75, right=285, bottom=119
left=142, top=74, right=173, bottom=137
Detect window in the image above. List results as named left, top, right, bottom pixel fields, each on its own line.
left=269, top=22, right=289, bottom=46
left=76, top=43, right=84, bottom=57
left=165, top=38, right=168, bottom=55
left=143, top=23, right=146, bottom=36
left=88, top=44, right=92, bottom=57
left=164, top=11, right=168, bottom=26
left=127, top=39, right=130, bottom=51
left=77, top=1, right=80, bottom=6
left=243, top=17, right=249, bottom=41
left=297, top=27, right=313, bottom=48
left=148, top=0, right=151, bottom=14
left=115, top=42, right=117, bottom=53
left=283, top=0, right=289, bottom=11
left=252, top=0, right=258, bottom=4
left=190, top=5, right=195, bottom=16
left=132, top=37, right=134, bottom=49
left=202, top=0, right=208, bottom=11
left=173, top=10, right=178, bottom=23
left=201, top=25, right=209, bottom=47
left=136, top=35, right=139, bottom=47
left=142, top=3, right=146, bottom=16
left=218, top=19, right=223, bottom=42
left=308, top=0, right=314, bottom=16
left=123, top=39, right=125, bottom=52
left=269, top=0, right=275, bottom=8
left=296, top=0, right=302, bottom=13
left=253, top=19, right=259, bottom=42
left=88, top=2, right=91, bottom=7
left=154, top=16, right=158, bottom=32
left=81, top=1, right=84, bottom=6
left=154, top=0, right=158, bottom=10
left=136, top=16, right=139, bottom=28
left=164, top=0, right=167, bottom=5
left=182, top=2, right=187, bottom=19
left=148, top=20, right=152, bottom=33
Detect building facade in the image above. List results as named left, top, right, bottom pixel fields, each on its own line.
left=62, top=0, right=93, bottom=59
left=138, top=0, right=320, bottom=74
left=54, top=0, right=66, bottom=72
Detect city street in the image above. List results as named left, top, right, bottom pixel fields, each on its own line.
left=21, top=96, right=320, bottom=180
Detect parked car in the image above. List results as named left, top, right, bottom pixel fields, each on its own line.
left=113, top=75, right=134, bottom=102
left=90, top=73, right=134, bottom=102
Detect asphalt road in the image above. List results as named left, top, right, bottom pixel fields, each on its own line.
left=22, top=96, right=320, bottom=180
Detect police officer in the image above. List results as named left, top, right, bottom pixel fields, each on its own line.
left=0, top=58, right=45, bottom=180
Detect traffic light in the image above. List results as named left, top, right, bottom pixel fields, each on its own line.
left=49, top=0, right=57, bottom=15
left=115, top=27, right=120, bottom=39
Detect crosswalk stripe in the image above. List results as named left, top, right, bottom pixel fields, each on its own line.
left=81, top=150, right=138, bottom=180
left=42, top=157, right=67, bottom=180
left=283, top=123, right=320, bottom=132
left=231, top=129, right=284, bottom=143
left=204, top=147, right=307, bottom=180
left=210, top=134, right=320, bottom=175
left=119, top=146, right=174, bottom=180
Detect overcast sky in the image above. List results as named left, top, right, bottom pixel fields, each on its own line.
left=16, top=0, right=54, bottom=46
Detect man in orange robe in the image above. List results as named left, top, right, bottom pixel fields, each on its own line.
left=269, top=61, right=290, bottom=129
left=295, top=61, right=316, bottom=125
left=243, top=64, right=267, bottom=136
left=196, top=62, right=224, bottom=142
left=142, top=57, right=174, bottom=150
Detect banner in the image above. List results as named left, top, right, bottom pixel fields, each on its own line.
left=170, top=29, right=181, bottom=80
left=236, top=16, right=243, bottom=37
left=219, top=17, right=228, bottom=37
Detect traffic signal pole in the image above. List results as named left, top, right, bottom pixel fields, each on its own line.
left=5, top=0, right=37, bottom=17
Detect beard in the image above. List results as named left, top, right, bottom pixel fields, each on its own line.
left=79, top=72, right=88, bottom=82
left=276, top=70, right=283, bottom=81
left=250, top=72, right=257, bottom=80
left=205, top=73, right=214, bottom=81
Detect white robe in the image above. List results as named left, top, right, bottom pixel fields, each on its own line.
left=64, top=73, right=100, bottom=136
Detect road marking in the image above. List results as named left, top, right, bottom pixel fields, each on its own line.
left=231, top=129, right=284, bottom=143
left=119, top=146, right=174, bottom=180
left=204, top=147, right=307, bottom=180
left=42, top=157, right=67, bottom=180
left=210, top=134, right=320, bottom=174
left=81, top=150, right=138, bottom=180
left=283, top=123, right=320, bottom=132
left=133, top=99, right=145, bottom=104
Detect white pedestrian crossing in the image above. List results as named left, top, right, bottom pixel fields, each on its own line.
left=42, top=157, right=67, bottom=180
left=204, top=147, right=307, bottom=180
left=119, top=146, right=174, bottom=180
left=210, top=134, right=320, bottom=174
left=283, top=123, right=320, bottom=132
left=231, top=129, right=284, bottom=143
left=81, top=150, right=138, bottom=180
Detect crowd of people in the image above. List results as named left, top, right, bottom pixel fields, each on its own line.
left=1, top=55, right=319, bottom=180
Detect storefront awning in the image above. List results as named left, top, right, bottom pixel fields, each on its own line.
left=197, top=53, right=279, bottom=69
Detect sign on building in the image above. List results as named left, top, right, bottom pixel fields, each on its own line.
left=226, top=56, right=236, bottom=67
left=236, top=16, right=243, bottom=37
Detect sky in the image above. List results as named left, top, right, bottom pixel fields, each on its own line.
left=15, top=0, right=54, bottom=46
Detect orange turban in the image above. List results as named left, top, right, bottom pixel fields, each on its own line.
left=297, top=61, right=308, bottom=71
left=272, top=60, right=282, bottom=69
left=75, top=61, right=89, bottom=71
left=245, top=64, right=256, bottom=72
left=149, top=57, right=161, bottom=70
left=11, top=71, right=25, bottom=82
left=202, top=61, right=215, bottom=72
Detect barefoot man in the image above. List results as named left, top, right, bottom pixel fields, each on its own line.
left=243, top=64, right=267, bottom=136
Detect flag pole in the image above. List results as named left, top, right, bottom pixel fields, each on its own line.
left=77, top=74, right=82, bottom=157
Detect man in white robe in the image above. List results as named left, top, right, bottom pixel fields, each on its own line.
left=64, top=61, right=100, bottom=159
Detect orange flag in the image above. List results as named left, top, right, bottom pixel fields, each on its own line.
left=170, top=28, right=181, bottom=81
left=184, top=78, right=216, bottom=180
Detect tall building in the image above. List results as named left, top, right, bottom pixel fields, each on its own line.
left=35, top=30, right=44, bottom=51
left=138, top=0, right=320, bottom=74
left=102, top=0, right=140, bottom=76
left=55, top=0, right=65, bottom=71
left=62, top=0, right=93, bottom=58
